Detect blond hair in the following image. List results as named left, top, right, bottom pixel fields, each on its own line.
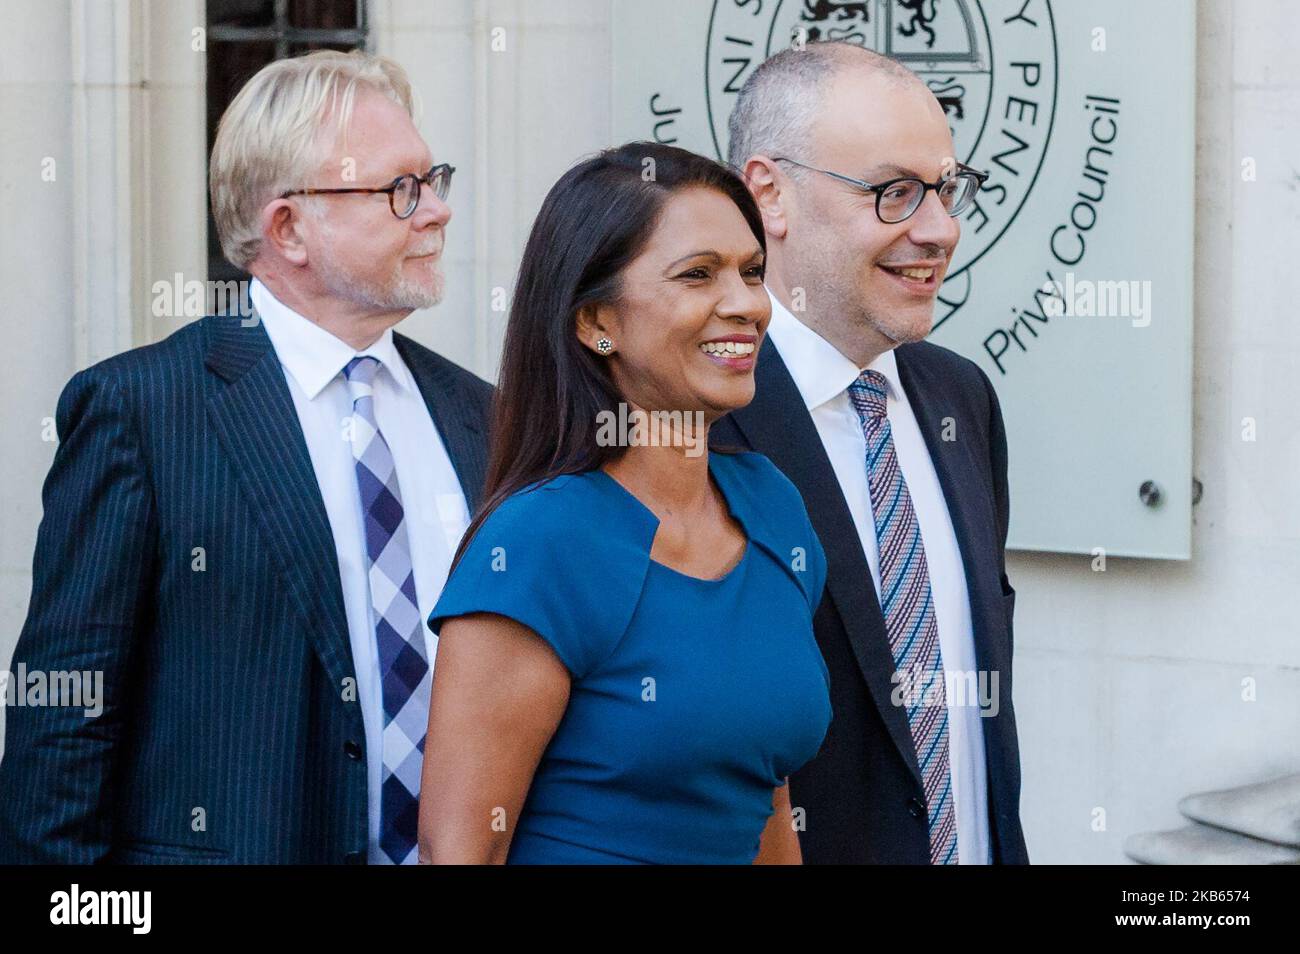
left=210, top=49, right=419, bottom=270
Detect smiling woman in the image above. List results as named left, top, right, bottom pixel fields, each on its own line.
left=461, top=143, right=772, bottom=520
left=417, top=142, right=833, bottom=865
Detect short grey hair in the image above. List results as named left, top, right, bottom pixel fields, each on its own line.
left=210, top=49, right=420, bottom=270
left=726, top=42, right=920, bottom=174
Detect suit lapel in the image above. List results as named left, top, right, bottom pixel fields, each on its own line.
left=393, top=334, right=488, bottom=513
left=204, top=314, right=360, bottom=719
left=894, top=346, right=1009, bottom=710
left=720, top=338, right=924, bottom=788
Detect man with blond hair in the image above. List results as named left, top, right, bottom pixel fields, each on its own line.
left=0, top=51, right=491, bottom=864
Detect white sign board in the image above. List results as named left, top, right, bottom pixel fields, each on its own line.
left=613, top=0, right=1195, bottom=558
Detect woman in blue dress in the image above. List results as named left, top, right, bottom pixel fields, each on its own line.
left=417, top=142, right=832, bottom=864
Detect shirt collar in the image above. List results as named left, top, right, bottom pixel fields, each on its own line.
left=763, top=286, right=901, bottom=412
left=249, top=278, right=416, bottom=400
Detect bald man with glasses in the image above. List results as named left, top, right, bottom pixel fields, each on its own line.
left=712, top=42, right=1028, bottom=865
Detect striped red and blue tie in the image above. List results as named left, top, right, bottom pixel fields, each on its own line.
left=848, top=369, right=958, bottom=865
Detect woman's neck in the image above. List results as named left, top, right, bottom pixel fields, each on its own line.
left=601, top=439, right=713, bottom=519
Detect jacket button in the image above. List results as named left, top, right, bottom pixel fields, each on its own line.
left=344, top=740, right=363, bottom=761
left=344, top=851, right=363, bottom=865
left=908, top=797, right=925, bottom=819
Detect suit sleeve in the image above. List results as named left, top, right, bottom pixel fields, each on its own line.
left=0, top=368, right=157, bottom=863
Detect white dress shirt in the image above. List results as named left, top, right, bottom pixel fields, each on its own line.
left=250, top=279, right=471, bottom=865
left=764, top=288, right=991, bottom=865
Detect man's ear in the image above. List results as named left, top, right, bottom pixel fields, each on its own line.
left=742, top=155, right=789, bottom=241
left=260, top=199, right=310, bottom=266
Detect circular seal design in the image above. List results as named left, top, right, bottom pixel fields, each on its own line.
left=706, top=0, right=1058, bottom=288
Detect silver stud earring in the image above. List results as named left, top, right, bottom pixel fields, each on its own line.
left=596, top=337, right=613, bottom=355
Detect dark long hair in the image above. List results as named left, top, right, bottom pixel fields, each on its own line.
left=452, top=142, right=766, bottom=569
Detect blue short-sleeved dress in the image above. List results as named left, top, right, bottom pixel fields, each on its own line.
left=428, top=450, right=832, bottom=864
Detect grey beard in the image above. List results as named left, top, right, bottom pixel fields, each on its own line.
left=317, top=249, right=443, bottom=312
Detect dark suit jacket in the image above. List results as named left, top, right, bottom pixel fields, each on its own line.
left=711, top=337, right=1028, bottom=864
left=0, top=314, right=491, bottom=864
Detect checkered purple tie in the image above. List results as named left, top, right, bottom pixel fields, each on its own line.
left=848, top=369, right=959, bottom=865
left=343, top=356, right=430, bottom=865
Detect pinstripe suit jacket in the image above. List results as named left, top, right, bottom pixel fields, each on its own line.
left=0, top=314, right=492, bottom=864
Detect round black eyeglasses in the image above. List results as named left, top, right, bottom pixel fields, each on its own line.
left=281, top=163, right=455, bottom=220
left=773, top=157, right=988, bottom=224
